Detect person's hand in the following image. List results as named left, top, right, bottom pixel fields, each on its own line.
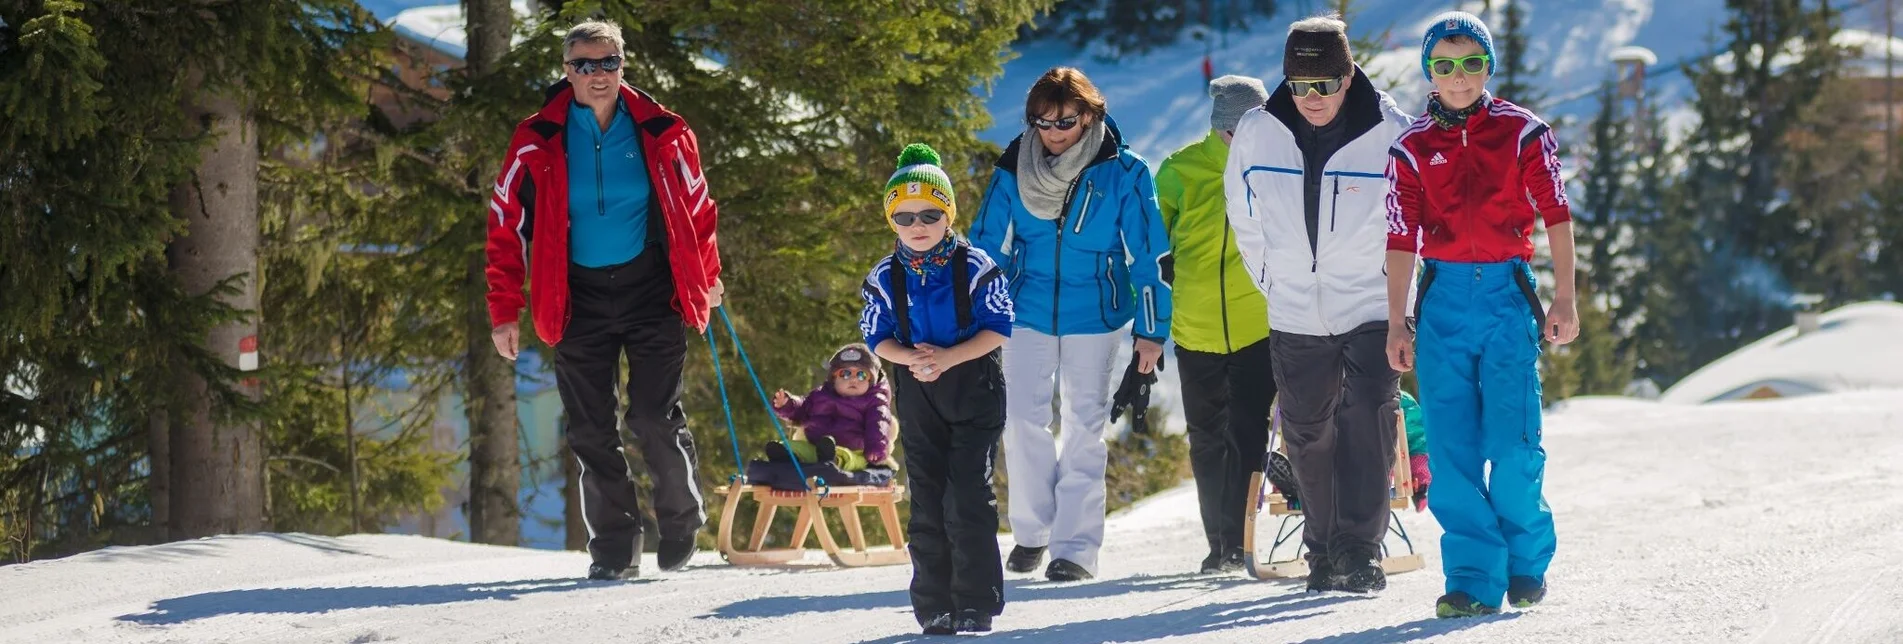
left=491, top=322, right=520, bottom=361
left=772, top=389, right=790, bottom=407
left=707, top=278, right=726, bottom=309
left=1386, top=322, right=1414, bottom=373
left=1134, top=337, right=1164, bottom=374
left=907, top=344, right=943, bottom=382
left=1546, top=296, right=1579, bottom=345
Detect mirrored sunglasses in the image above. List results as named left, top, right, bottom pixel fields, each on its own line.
left=1288, top=77, right=1346, bottom=98
left=890, top=209, right=947, bottom=227
left=833, top=368, right=871, bottom=381
left=565, top=55, right=623, bottom=76
left=1030, top=115, right=1080, bottom=131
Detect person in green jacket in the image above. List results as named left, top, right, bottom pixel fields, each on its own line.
left=1156, top=75, right=1277, bottom=575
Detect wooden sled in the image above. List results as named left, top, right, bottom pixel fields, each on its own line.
left=1242, top=408, right=1426, bottom=580
left=714, top=480, right=910, bottom=568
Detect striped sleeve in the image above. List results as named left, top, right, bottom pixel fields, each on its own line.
left=966, top=248, right=1015, bottom=338
left=1518, top=119, right=1573, bottom=228
left=1385, top=133, right=1426, bottom=253
left=860, top=259, right=899, bottom=348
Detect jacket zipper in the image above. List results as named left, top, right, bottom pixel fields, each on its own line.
left=1105, top=255, right=1121, bottom=311
left=594, top=139, right=605, bottom=217
left=1464, top=123, right=1477, bottom=262
left=1329, top=175, right=1340, bottom=233
left=1053, top=177, right=1082, bottom=332
left=1072, top=181, right=1094, bottom=234
left=1220, top=223, right=1232, bottom=353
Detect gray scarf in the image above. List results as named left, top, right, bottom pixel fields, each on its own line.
left=1015, top=119, right=1108, bottom=221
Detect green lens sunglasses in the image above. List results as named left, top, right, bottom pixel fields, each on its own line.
left=1428, top=54, right=1492, bottom=77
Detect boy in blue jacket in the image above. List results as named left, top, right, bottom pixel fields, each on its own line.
left=862, top=144, right=1014, bottom=635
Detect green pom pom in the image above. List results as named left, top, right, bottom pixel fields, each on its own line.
left=896, top=143, right=942, bottom=168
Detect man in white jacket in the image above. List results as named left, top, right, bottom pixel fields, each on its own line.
left=1224, top=14, right=1413, bottom=595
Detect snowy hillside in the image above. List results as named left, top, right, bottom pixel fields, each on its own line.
left=8, top=392, right=1902, bottom=643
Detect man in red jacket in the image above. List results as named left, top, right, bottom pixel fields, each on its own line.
left=485, top=20, right=724, bottom=581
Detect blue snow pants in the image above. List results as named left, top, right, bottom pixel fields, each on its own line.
left=1415, top=259, right=1557, bottom=608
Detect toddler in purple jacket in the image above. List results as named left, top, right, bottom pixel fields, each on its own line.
left=768, top=344, right=895, bottom=470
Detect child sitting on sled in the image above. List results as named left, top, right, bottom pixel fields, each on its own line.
left=767, top=344, right=895, bottom=471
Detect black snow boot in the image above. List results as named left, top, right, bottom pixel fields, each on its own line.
left=1336, top=548, right=1387, bottom=593
left=657, top=535, right=696, bottom=572
left=1436, top=591, right=1500, bottom=618
left=1006, top=545, right=1046, bottom=573
left=1199, top=550, right=1224, bottom=574
left=955, top=609, right=993, bottom=633
left=811, top=435, right=838, bottom=465
left=1220, top=547, right=1245, bottom=573
left=1304, top=553, right=1339, bottom=592
left=1508, top=576, right=1547, bottom=608
left=764, top=441, right=793, bottom=463
left=1045, top=558, right=1093, bottom=582
left=919, top=612, right=956, bottom=635
left=587, top=563, right=638, bottom=581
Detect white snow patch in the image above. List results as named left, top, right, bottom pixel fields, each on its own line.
left=1661, top=300, right=1903, bottom=404
left=8, top=393, right=1903, bottom=642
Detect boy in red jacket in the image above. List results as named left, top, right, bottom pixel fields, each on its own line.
left=1383, top=11, right=1581, bottom=619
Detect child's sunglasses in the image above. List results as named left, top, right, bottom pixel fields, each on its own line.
left=833, top=368, right=872, bottom=381
left=565, top=55, right=624, bottom=76
left=1030, top=115, right=1080, bottom=131
left=890, top=209, right=947, bottom=227
left=1287, top=77, right=1346, bottom=98
left=1428, top=55, right=1491, bottom=78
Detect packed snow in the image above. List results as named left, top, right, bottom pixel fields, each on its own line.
left=1660, top=301, right=1903, bottom=404
left=7, top=392, right=1902, bottom=643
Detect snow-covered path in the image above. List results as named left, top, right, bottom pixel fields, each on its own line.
left=5, top=393, right=1902, bottom=643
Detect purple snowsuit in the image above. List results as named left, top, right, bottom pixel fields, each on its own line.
left=773, top=381, right=894, bottom=464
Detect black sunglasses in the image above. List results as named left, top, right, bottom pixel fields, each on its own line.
left=890, top=209, right=947, bottom=227
left=1030, top=115, right=1080, bottom=131
left=1288, top=77, right=1346, bottom=98
left=565, top=55, right=623, bottom=76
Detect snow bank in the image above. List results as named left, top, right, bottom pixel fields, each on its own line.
left=1661, top=301, right=1903, bottom=404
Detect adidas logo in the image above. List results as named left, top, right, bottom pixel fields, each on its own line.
left=1429, top=152, right=1449, bottom=166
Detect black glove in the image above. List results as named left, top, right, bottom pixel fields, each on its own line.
left=1109, top=351, right=1159, bottom=434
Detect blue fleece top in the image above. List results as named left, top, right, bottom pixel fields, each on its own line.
left=566, top=98, right=650, bottom=267
left=859, top=241, right=1015, bottom=350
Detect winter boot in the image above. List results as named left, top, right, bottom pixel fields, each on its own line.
left=1304, top=553, right=1339, bottom=592
left=1199, top=550, right=1225, bottom=574
left=919, top=612, right=955, bottom=635
left=764, top=441, right=793, bottom=463
left=1508, top=576, right=1547, bottom=608
left=811, top=435, right=839, bottom=465
left=1336, top=548, right=1387, bottom=593
left=1435, top=591, right=1500, bottom=618
left=657, top=535, right=696, bottom=572
left=586, top=563, right=639, bottom=581
left=1006, top=545, right=1046, bottom=574
left=955, top=609, right=993, bottom=633
left=1220, top=547, right=1246, bottom=573
left=1045, top=558, right=1093, bottom=582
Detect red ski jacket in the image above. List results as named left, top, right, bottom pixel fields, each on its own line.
left=485, top=81, right=722, bottom=343
left=1385, top=96, right=1571, bottom=262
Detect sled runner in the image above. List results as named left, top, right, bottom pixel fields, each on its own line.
left=713, top=481, right=909, bottom=567
left=703, top=306, right=911, bottom=569
left=1241, top=405, right=1425, bottom=580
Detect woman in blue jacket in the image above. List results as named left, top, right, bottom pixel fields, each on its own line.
left=969, top=67, right=1173, bottom=582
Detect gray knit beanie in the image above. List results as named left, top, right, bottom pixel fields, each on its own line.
left=1208, top=75, right=1270, bottom=133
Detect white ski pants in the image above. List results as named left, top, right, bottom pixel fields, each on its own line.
left=1001, top=327, right=1124, bottom=575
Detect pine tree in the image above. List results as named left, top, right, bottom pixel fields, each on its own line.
left=1489, top=0, right=1547, bottom=112
left=1026, top=0, right=1279, bottom=58
left=1666, top=0, right=1844, bottom=381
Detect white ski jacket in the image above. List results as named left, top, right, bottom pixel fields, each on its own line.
left=1224, top=70, right=1414, bottom=337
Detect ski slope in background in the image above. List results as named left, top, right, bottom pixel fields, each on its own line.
left=7, top=392, right=1901, bottom=643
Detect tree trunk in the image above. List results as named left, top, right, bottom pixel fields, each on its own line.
left=165, top=75, right=265, bottom=540
left=462, top=0, right=521, bottom=546
left=147, top=410, right=170, bottom=543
